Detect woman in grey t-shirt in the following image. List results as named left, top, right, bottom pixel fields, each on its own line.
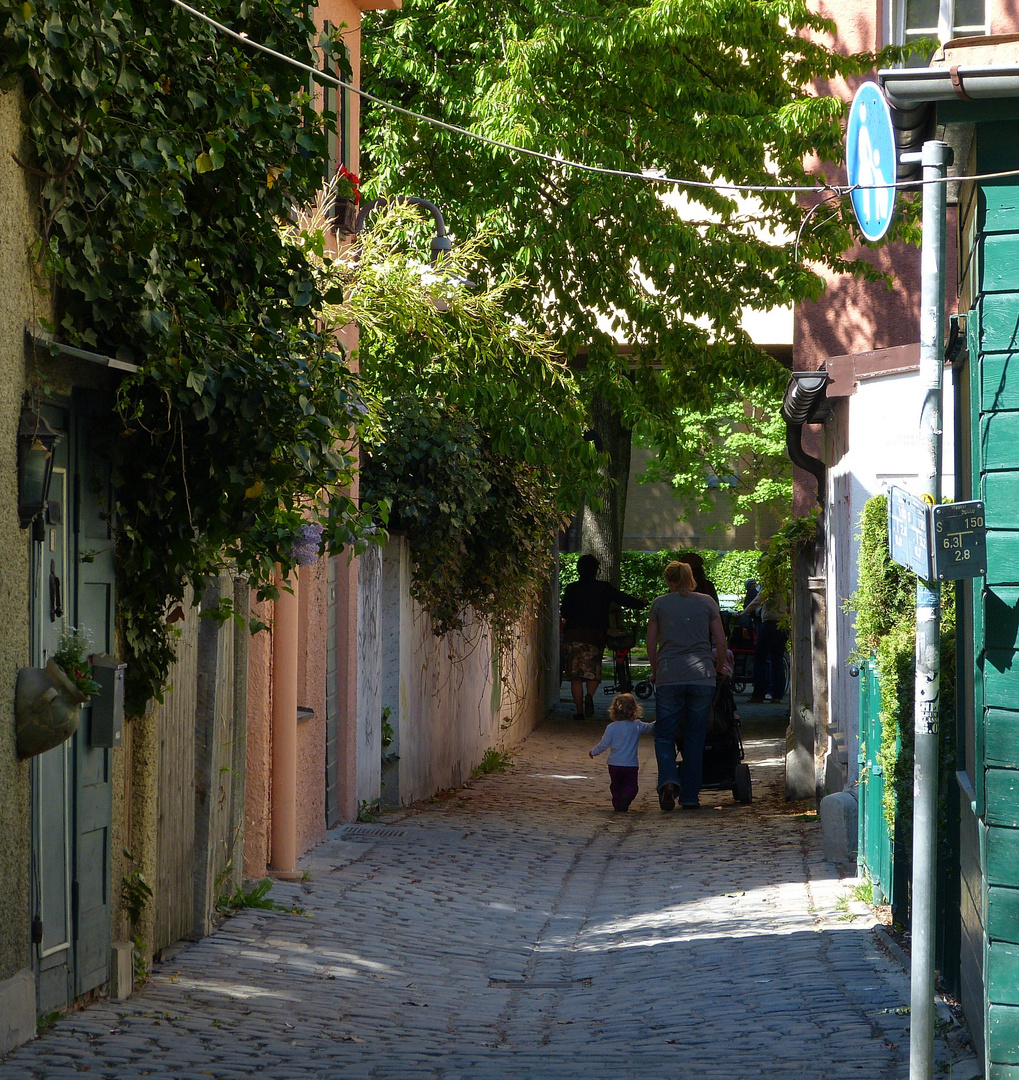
left=646, top=561, right=727, bottom=811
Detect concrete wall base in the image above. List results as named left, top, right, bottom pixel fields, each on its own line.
left=0, top=969, right=36, bottom=1055
left=110, top=942, right=134, bottom=1001
left=819, top=789, right=859, bottom=866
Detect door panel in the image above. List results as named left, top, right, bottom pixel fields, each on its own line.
left=31, top=394, right=116, bottom=1009
left=71, top=394, right=114, bottom=999
left=32, top=408, right=73, bottom=1013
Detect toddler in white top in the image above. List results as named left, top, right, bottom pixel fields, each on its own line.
left=589, top=693, right=655, bottom=811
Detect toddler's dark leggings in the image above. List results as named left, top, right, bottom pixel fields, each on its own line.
left=608, top=764, right=639, bottom=810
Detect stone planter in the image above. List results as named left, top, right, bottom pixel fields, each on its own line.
left=16, top=658, right=89, bottom=758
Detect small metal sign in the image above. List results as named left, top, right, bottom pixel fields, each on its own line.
left=888, top=488, right=987, bottom=581
left=932, top=500, right=986, bottom=580
left=888, top=485, right=932, bottom=579
left=846, top=82, right=898, bottom=242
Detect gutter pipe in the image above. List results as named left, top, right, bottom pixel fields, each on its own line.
left=781, top=370, right=831, bottom=508
left=880, top=64, right=1019, bottom=108
left=270, top=570, right=300, bottom=875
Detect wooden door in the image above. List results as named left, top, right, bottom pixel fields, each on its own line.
left=30, top=392, right=116, bottom=1010
left=31, top=403, right=73, bottom=1014
left=70, top=392, right=115, bottom=998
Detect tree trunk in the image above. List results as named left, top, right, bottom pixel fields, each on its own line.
left=580, top=393, right=632, bottom=588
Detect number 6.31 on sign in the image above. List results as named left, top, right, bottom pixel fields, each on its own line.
left=932, top=501, right=986, bottom=581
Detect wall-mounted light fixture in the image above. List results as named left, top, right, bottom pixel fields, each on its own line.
left=353, top=196, right=475, bottom=302
left=17, top=406, right=62, bottom=532
left=354, top=196, right=452, bottom=265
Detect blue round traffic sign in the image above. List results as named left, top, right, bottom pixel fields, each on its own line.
left=846, top=82, right=897, bottom=242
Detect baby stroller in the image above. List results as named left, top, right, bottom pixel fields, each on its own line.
left=603, top=623, right=655, bottom=700
left=682, top=676, right=752, bottom=804
left=726, top=612, right=757, bottom=695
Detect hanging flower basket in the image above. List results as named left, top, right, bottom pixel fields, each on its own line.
left=16, top=658, right=89, bottom=758
left=330, top=164, right=361, bottom=237
left=332, top=197, right=358, bottom=236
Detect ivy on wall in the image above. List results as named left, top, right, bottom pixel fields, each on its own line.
left=847, top=494, right=956, bottom=839
left=756, top=511, right=819, bottom=627
left=296, top=204, right=604, bottom=646
left=1, top=1, right=379, bottom=711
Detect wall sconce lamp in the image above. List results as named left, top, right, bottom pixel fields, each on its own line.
left=353, top=196, right=476, bottom=300
left=18, top=406, right=62, bottom=532
left=355, top=196, right=451, bottom=266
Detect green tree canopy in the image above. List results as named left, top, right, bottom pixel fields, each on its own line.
left=360, top=0, right=898, bottom=424
left=1, top=0, right=376, bottom=709
left=638, top=383, right=791, bottom=531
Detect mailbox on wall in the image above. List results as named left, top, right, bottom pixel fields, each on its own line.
left=90, top=653, right=126, bottom=748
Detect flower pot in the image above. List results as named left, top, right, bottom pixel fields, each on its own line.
left=16, top=659, right=88, bottom=758
left=332, top=196, right=358, bottom=237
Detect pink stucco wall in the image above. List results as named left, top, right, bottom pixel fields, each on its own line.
left=243, top=0, right=381, bottom=877
left=991, top=1, right=1019, bottom=33
left=243, top=600, right=272, bottom=877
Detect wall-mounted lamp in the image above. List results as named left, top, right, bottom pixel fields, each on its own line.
left=353, top=196, right=475, bottom=298
left=354, top=196, right=451, bottom=266
left=18, top=407, right=62, bottom=532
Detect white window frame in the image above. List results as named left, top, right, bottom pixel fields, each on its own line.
left=887, top=0, right=988, bottom=55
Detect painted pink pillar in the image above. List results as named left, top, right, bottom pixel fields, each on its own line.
left=296, top=558, right=327, bottom=850
left=270, top=572, right=300, bottom=873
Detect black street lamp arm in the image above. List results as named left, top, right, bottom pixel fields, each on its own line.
left=354, top=196, right=452, bottom=266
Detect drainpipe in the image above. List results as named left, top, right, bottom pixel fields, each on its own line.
left=781, top=370, right=832, bottom=508
left=270, top=570, right=299, bottom=875
left=881, top=63, right=1019, bottom=110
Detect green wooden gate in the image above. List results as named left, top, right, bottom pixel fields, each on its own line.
left=858, top=658, right=898, bottom=908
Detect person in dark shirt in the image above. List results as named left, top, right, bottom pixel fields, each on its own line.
left=561, top=554, right=644, bottom=720
left=678, top=552, right=719, bottom=605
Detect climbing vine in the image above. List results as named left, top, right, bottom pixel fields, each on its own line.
left=288, top=202, right=603, bottom=643
left=756, top=510, right=820, bottom=626
left=362, top=394, right=568, bottom=639
left=2, top=0, right=380, bottom=711
left=846, top=494, right=956, bottom=840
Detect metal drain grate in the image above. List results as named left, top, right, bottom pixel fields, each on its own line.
left=338, top=825, right=407, bottom=841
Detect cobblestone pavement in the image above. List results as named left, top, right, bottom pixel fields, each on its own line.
left=1, top=689, right=979, bottom=1080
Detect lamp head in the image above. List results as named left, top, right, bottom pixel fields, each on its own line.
left=17, top=407, right=62, bottom=531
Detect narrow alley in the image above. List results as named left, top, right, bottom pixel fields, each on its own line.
left=0, top=698, right=976, bottom=1080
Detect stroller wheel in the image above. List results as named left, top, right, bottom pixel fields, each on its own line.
left=733, top=762, right=752, bottom=805
left=732, top=679, right=746, bottom=694
left=634, top=680, right=654, bottom=700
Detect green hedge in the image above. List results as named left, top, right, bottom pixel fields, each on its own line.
left=561, top=549, right=761, bottom=620
left=848, top=494, right=956, bottom=842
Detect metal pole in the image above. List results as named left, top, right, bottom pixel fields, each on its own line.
left=908, top=138, right=951, bottom=1080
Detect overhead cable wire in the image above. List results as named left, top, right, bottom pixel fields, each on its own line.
left=169, top=0, right=1019, bottom=197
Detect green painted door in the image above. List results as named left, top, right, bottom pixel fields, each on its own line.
left=31, top=403, right=73, bottom=1014
left=70, top=392, right=115, bottom=998
left=30, top=392, right=116, bottom=1011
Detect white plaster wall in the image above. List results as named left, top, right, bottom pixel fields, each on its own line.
left=376, top=535, right=546, bottom=807
left=825, top=370, right=956, bottom=790
left=356, top=543, right=382, bottom=806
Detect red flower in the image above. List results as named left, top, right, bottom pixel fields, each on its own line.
left=336, top=164, right=361, bottom=204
